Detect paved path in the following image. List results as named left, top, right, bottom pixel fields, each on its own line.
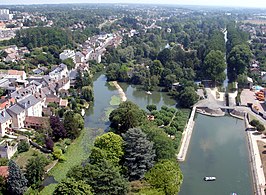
left=177, top=106, right=196, bottom=161
left=244, top=111, right=266, bottom=195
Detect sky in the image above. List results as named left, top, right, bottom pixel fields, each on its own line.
left=1, top=0, right=266, bottom=8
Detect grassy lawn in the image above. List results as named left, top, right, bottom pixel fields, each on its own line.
left=15, top=148, right=37, bottom=169
left=40, top=127, right=104, bottom=195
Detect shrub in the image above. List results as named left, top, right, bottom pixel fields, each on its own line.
left=18, top=140, right=30, bottom=153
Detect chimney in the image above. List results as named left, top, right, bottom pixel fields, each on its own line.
left=28, top=100, right=30, bottom=104
left=1, top=111, right=5, bottom=117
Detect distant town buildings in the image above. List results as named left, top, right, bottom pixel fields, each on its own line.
left=0, top=9, right=13, bottom=21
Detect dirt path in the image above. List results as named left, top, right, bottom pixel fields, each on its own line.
left=112, top=81, right=127, bottom=102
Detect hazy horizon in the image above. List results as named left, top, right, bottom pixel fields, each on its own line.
left=0, top=0, right=266, bottom=9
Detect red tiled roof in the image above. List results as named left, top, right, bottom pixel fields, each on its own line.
left=0, top=166, right=8, bottom=178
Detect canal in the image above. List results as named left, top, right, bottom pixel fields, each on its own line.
left=179, top=114, right=252, bottom=195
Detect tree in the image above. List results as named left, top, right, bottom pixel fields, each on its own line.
left=0, top=175, right=7, bottom=194
left=250, top=119, right=260, bottom=127
left=203, top=50, right=226, bottom=84
left=257, top=123, right=265, bottom=133
left=63, top=111, right=84, bottom=139
left=54, top=178, right=93, bottom=195
left=145, top=160, right=183, bottom=195
left=146, top=104, right=157, bottom=112
left=50, top=116, right=67, bottom=141
left=7, top=160, right=27, bottom=195
left=178, top=87, right=199, bottom=108
left=123, top=128, right=155, bottom=181
left=94, top=132, right=124, bottom=165
left=45, top=136, right=54, bottom=150
left=150, top=60, right=164, bottom=76
left=141, top=125, right=176, bottom=161
left=69, top=159, right=128, bottom=195
left=17, top=140, right=30, bottom=153
left=227, top=44, right=252, bottom=82
left=109, top=101, right=146, bottom=134
left=81, top=86, right=94, bottom=102
left=62, top=58, right=75, bottom=70
left=25, top=155, right=48, bottom=187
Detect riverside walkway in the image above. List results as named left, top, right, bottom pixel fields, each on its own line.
left=177, top=106, right=196, bottom=161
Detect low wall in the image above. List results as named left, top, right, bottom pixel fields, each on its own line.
left=177, top=106, right=196, bottom=161
left=244, top=113, right=264, bottom=195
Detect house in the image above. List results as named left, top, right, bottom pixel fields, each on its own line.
left=0, top=166, right=8, bottom=178
left=0, top=140, right=18, bottom=159
left=17, top=95, right=42, bottom=117
left=0, top=110, right=12, bottom=137
left=7, top=104, right=26, bottom=129
left=56, top=77, right=70, bottom=91
left=7, top=70, right=27, bottom=80
left=0, top=97, right=15, bottom=110
left=49, top=63, right=68, bottom=81
left=5, top=53, right=19, bottom=62
left=59, top=50, right=75, bottom=61
left=24, top=116, right=48, bottom=129
left=89, top=51, right=102, bottom=63
left=75, top=52, right=85, bottom=63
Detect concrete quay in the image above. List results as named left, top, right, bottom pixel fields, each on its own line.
left=177, top=106, right=196, bottom=161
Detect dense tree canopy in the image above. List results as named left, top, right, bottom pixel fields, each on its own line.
left=203, top=50, right=226, bottom=83
left=68, top=158, right=128, bottom=195
left=54, top=178, right=93, bottom=195
left=94, top=132, right=124, bottom=165
left=123, top=128, right=155, bottom=181
left=25, top=155, right=49, bottom=187
left=145, top=160, right=183, bottom=195
left=63, top=111, right=84, bottom=139
left=227, top=44, right=252, bottom=82
left=7, top=160, right=27, bottom=195
left=178, top=86, right=199, bottom=108
left=109, top=101, right=146, bottom=134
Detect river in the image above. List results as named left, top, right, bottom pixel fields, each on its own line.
left=179, top=114, right=252, bottom=195
left=84, top=74, right=252, bottom=195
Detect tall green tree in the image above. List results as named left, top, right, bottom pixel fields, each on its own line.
left=7, top=160, right=27, bottom=195
left=123, top=128, right=155, bottom=181
left=63, top=111, right=84, bottom=139
left=109, top=101, right=146, bottom=134
left=25, top=155, right=49, bottom=187
left=203, top=50, right=226, bottom=84
left=81, top=86, right=94, bottom=102
left=178, top=86, right=199, bottom=108
left=68, top=159, right=128, bottom=195
left=145, top=160, right=183, bottom=195
left=54, top=178, right=93, bottom=195
left=94, top=132, right=124, bottom=165
left=227, top=44, right=252, bottom=82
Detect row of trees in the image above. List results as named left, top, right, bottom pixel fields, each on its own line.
left=226, top=23, right=252, bottom=82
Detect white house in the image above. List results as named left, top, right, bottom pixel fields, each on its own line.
left=0, top=140, right=18, bottom=159
left=49, top=63, right=68, bottom=81
left=17, top=95, right=42, bottom=117
left=7, top=104, right=26, bottom=129
left=59, top=50, right=75, bottom=61
left=75, top=52, right=85, bottom=63
left=0, top=110, right=12, bottom=137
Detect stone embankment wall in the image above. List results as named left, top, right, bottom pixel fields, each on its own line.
left=177, top=106, right=196, bottom=161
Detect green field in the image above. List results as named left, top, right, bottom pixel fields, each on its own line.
left=40, top=128, right=104, bottom=195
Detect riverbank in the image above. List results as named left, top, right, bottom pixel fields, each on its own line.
left=244, top=112, right=266, bottom=195
left=112, top=81, right=127, bottom=102
left=177, top=106, right=196, bottom=161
